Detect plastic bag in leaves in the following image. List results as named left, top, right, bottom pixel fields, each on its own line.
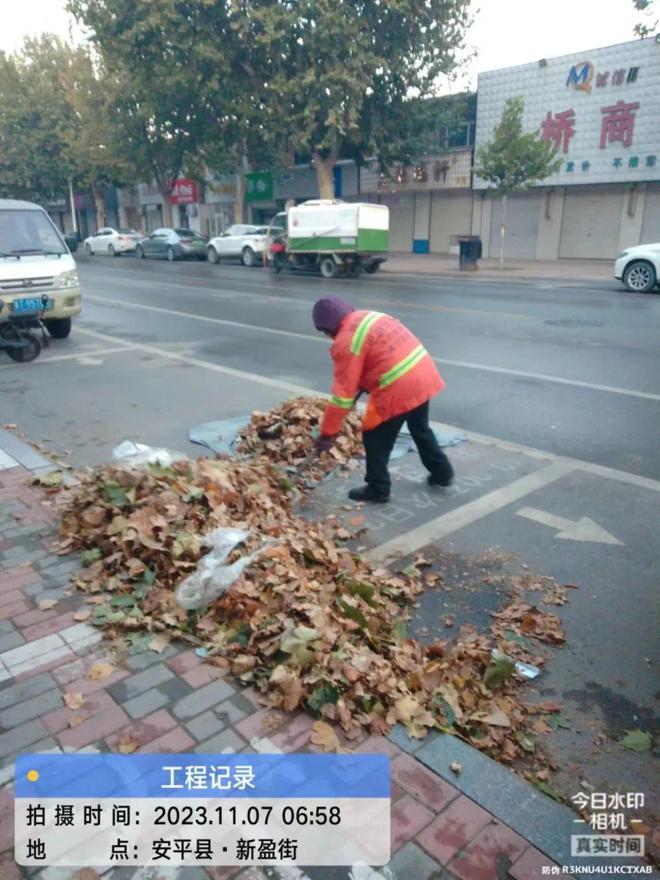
left=112, top=440, right=188, bottom=469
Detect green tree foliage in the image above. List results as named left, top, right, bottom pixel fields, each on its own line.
left=69, top=0, right=228, bottom=224
left=475, top=96, right=561, bottom=267
left=633, top=0, right=658, bottom=37
left=237, top=0, right=472, bottom=197
left=0, top=36, right=77, bottom=202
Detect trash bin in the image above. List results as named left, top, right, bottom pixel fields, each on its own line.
left=458, top=236, right=482, bottom=271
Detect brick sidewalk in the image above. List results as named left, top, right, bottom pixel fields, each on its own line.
left=0, top=456, right=562, bottom=880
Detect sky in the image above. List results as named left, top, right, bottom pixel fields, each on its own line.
left=0, top=0, right=646, bottom=87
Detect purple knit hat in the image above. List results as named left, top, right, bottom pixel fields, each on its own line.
left=312, top=295, right=355, bottom=336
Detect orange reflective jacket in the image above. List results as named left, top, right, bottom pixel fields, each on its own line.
left=321, top=310, right=445, bottom=436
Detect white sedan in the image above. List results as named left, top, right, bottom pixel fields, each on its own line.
left=207, top=224, right=282, bottom=267
left=83, top=227, right=142, bottom=257
left=614, top=242, right=660, bottom=293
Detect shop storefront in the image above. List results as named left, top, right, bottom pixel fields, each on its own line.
left=473, top=37, right=660, bottom=259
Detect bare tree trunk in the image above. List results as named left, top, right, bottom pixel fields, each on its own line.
left=234, top=167, right=246, bottom=224
left=313, top=152, right=337, bottom=199
left=499, top=192, right=507, bottom=270
left=160, top=194, right=173, bottom=228
left=91, top=183, right=106, bottom=229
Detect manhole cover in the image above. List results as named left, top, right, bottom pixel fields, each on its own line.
left=544, top=319, right=604, bottom=327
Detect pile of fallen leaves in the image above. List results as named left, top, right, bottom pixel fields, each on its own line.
left=51, top=452, right=563, bottom=768
left=235, top=397, right=363, bottom=480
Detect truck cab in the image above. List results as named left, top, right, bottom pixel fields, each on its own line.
left=0, top=199, right=81, bottom=338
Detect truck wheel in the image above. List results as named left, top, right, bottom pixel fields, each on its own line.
left=320, top=257, right=337, bottom=279
left=45, top=317, right=72, bottom=339
left=364, top=261, right=379, bottom=274
left=242, top=247, right=257, bottom=267
left=623, top=260, right=656, bottom=293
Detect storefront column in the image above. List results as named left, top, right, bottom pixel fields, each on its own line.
left=536, top=187, right=565, bottom=260
left=618, top=183, right=646, bottom=251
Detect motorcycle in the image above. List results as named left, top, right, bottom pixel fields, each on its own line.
left=0, top=294, right=48, bottom=363
left=269, top=239, right=287, bottom=274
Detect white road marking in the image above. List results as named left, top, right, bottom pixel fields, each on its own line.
left=0, top=345, right=134, bottom=369
left=74, top=325, right=660, bottom=496
left=367, top=461, right=576, bottom=562
left=83, top=293, right=660, bottom=402
left=515, top=506, right=624, bottom=545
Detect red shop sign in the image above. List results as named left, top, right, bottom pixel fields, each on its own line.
left=169, top=179, right=199, bottom=205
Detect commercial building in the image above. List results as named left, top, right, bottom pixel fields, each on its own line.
left=473, top=37, right=660, bottom=259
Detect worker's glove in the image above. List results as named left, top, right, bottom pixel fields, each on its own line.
left=313, top=435, right=335, bottom=455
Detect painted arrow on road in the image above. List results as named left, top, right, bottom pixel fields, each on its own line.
left=516, top=507, right=624, bottom=545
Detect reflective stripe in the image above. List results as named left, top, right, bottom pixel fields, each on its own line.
left=379, top=344, right=427, bottom=389
left=350, top=311, right=385, bottom=355
left=330, top=394, right=354, bottom=409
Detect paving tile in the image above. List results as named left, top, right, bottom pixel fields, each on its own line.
left=353, top=735, right=402, bottom=758
left=57, top=705, right=130, bottom=749
left=388, top=723, right=440, bottom=755
left=268, top=712, right=315, bottom=752
left=0, top=632, right=69, bottom=676
left=124, top=644, right=179, bottom=671
left=448, top=820, right=528, bottom=880
left=0, top=851, right=22, bottom=880
left=392, top=753, right=459, bottom=813
left=0, top=630, right=25, bottom=652
left=415, top=733, right=578, bottom=867
left=12, top=607, right=58, bottom=628
left=171, top=680, right=236, bottom=720
left=0, top=687, right=62, bottom=728
left=21, top=611, right=78, bottom=641
left=107, top=663, right=174, bottom=703
left=0, top=783, right=13, bottom=853
left=213, top=694, right=253, bottom=729
left=509, top=845, right=560, bottom=879
left=416, top=795, right=493, bottom=866
left=167, top=649, right=203, bottom=675
left=234, top=708, right=286, bottom=743
left=194, top=729, right=247, bottom=754
left=390, top=794, right=434, bottom=853
left=0, top=671, right=55, bottom=709
left=106, top=709, right=177, bottom=751
left=181, top=663, right=228, bottom=688
left=59, top=622, right=104, bottom=650
left=0, top=599, right=30, bottom=620
left=0, top=589, right=26, bottom=608
left=389, top=841, right=444, bottom=880
left=186, top=710, right=226, bottom=742
left=43, top=689, right=118, bottom=735
left=0, top=718, right=48, bottom=757
left=123, top=687, right=172, bottom=719
left=139, top=727, right=195, bottom=753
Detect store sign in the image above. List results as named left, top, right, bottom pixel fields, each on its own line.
left=246, top=171, right=274, bottom=202
left=169, top=179, right=199, bottom=205
left=474, top=38, right=660, bottom=187
left=360, top=151, right=472, bottom=194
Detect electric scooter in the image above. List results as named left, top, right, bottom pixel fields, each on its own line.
left=0, top=295, right=47, bottom=363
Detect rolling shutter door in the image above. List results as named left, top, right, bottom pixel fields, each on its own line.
left=559, top=186, right=623, bottom=259
left=641, top=183, right=660, bottom=243
left=488, top=191, right=541, bottom=259
left=379, top=194, right=414, bottom=252
left=429, top=192, right=473, bottom=253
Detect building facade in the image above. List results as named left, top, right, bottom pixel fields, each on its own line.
left=473, top=37, right=660, bottom=259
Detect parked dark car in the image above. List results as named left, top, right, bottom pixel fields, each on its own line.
left=135, top=228, right=208, bottom=261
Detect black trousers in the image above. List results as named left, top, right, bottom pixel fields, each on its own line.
left=362, top=401, right=454, bottom=495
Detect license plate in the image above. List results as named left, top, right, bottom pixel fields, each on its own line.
left=11, top=297, right=53, bottom=314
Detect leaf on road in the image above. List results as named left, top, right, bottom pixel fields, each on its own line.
left=63, top=692, right=85, bottom=710
left=73, top=609, right=92, bottom=622
left=619, top=729, right=652, bottom=752
left=87, top=661, right=114, bottom=681
left=483, top=657, right=516, bottom=690
left=117, top=734, right=139, bottom=754
left=37, top=599, right=58, bottom=611
left=482, top=709, right=511, bottom=728
left=311, top=720, right=342, bottom=753
left=450, top=761, right=462, bottom=775
left=148, top=633, right=171, bottom=653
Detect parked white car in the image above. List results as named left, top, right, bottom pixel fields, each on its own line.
left=614, top=242, right=660, bottom=293
left=207, top=224, right=283, bottom=267
left=83, top=227, right=142, bottom=257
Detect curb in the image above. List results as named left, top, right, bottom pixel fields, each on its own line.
left=0, top=428, right=54, bottom=476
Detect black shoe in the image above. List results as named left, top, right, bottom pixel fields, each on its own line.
left=427, top=474, right=453, bottom=488
left=348, top=485, right=390, bottom=503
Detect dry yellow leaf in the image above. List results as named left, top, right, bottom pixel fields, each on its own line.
left=117, top=735, right=139, bottom=755
left=63, top=693, right=85, bottom=710
left=73, top=609, right=92, bottom=622
left=37, top=599, right=58, bottom=611
left=310, top=720, right=342, bottom=753
left=87, top=661, right=114, bottom=681
left=148, top=633, right=171, bottom=653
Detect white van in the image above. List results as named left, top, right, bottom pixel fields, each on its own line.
left=0, top=199, right=81, bottom=338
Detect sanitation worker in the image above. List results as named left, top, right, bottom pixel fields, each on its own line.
left=312, top=295, right=454, bottom=503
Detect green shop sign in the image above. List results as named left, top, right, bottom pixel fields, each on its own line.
left=245, top=171, right=273, bottom=202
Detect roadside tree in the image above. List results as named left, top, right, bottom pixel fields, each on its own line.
left=474, top=97, right=561, bottom=269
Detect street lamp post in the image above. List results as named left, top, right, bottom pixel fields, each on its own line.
left=68, top=178, right=78, bottom=239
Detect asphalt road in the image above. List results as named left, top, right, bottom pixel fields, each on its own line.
left=1, top=253, right=658, bottom=816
